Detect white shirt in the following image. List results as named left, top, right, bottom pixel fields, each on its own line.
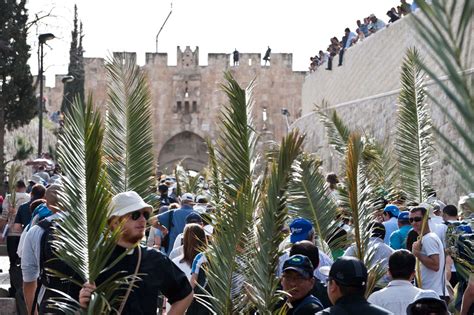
left=419, top=232, right=446, bottom=296
left=172, top=255, right=192, bottom=281
left=383, top=217, right=399, bottom=245
left=368, top=280, right=422, bottom=314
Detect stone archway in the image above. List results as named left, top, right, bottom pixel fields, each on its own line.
left=158, top=131, right=208, bottom=172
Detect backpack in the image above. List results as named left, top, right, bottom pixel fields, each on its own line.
left=33, top=219, right=81, bottom=314
left=161, top=210, right=174, bottom=253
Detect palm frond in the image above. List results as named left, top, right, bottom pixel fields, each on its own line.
left=411, top=0, right=474, bottom=191
left=246, top=130, right=304, bottom=313
left=104, top=54, right=156, bottom=203
left=204, top=72, right=260, bottom=313
left=314, top=102, right=350, bottom=156
left=338, top=133, right=384, bottom=294
left=395, top=47, right=434, bottom=203
left=52, top=96, right=128, bottom=313
left=288, top=153, right=339, bottom=254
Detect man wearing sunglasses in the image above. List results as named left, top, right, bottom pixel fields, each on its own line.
left=409, top=206, right=447, bottom=300
left=79, top=191, right=193, bottom=314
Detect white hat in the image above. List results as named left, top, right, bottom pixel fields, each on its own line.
left=181, top=193, right=195, bottom=203
left=29, top=174, right=43, bottom=184
left=407, top=290, right=447, bottom=314
left=109, top=191, right=153, bottom=218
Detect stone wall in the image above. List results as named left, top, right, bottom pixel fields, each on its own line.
left=293, top=8, right=473, bottom=204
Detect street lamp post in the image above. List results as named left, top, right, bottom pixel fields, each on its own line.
left=37, top=33, right=55, bottom=157
left=155, top=3, right=173, bottom=53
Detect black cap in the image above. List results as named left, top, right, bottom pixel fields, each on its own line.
left=282, top=255, right=314, bottom=279
left=322, top=257, right=367, bottom=287
left=185, top=211, right=203, bottom=224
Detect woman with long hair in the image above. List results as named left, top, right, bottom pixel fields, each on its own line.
left=172, top=223, right=207, bottom=281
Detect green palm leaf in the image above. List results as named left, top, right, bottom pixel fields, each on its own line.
left=315, top=102, right=350, bottom=156
left=204, top=72, right=259, bottom=314
left=411, top=0, right=474, bottom=191
left=288, top=153, right=339, bottom=254
left=51, top=96, right=130, bottom=313
left=338, top=133, right=384, bottom=294
left=246, top=130, right=304, bottom=313
left=104, top=54, right=156, bottom=203
left=395, top=48, right=434, bottom=203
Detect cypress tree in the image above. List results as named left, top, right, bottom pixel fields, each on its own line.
left=0, top=0, right=37, bottom=194
left=61, top=5, right=85, bottom=113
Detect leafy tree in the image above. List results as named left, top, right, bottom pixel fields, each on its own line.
left=0, top=0, right=37, bottom=195
left=61, top=5, right=85, bottom=113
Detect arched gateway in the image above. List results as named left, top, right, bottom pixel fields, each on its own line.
left=158, top=131, right=208, bottom=172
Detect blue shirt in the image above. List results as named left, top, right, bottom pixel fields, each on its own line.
left=389, top=225, right=412, bottom=249
left=157, top=204, right=194, bottom=255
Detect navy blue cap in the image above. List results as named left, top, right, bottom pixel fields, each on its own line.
left=282, top=255, right=314, bottom=279
left=289, top=218, right=313, bottom=243
left=185, top=211, right=203, bottom=224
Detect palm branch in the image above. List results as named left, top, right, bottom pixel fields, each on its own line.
left=203, top=72, right=260, bottom=314
left=6, top=163, right=22, bottom=209
left=245, top=130, right=304, bottom=313
left=51, top=96, right=134, bottom=313
left=395, top=47, right=434, bottom=203
left=287, top=153, right=339, bottom=254
left=411, top=0, right=474, bottom=191
left=314, top=102, right=350, bottom=156
left=104, top=54, right=156, bottom=203
left=338, top=133, right=385, bottom=295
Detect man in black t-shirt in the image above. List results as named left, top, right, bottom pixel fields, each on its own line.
left=79, top=191, right=193, bottom=314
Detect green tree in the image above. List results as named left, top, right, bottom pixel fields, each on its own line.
left=0, top=0, right=37, bottom=195
left=61, top=5, right=85, bottom=113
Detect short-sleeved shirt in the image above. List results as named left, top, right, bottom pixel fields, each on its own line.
left=14, top=201, right=32, bottom=227
left=97, top=245, right=192, bottom=314
left=419, top=232, right=446, bottom=295
left=389, top=225, right=412, bottom=249
left=157, top=205, right=194, bottom=255
left=382, top=217, right=398, bottom=245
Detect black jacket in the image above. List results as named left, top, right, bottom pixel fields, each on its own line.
left=316, top=295, right=393, bottom=315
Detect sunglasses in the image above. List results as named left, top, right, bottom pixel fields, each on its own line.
left=129, top=210, right=151, bottom=221
left=409, top=217, right=423, bottom=223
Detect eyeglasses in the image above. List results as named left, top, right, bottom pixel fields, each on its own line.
left=129, top=210, right=150, bottom=221
left=409, top=217, right=423, bottom=223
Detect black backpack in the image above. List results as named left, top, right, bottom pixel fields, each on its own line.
left=33, top=219, right=81, bottom=314
left=160, top=210, right=174, bottom=253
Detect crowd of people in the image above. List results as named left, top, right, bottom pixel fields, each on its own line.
left=309, top=0, right=419, bottom=72
left=0, top=166, right=473, bottom=314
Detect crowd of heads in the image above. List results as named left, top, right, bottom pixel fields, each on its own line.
left=309, top=0, right=417, bottom=72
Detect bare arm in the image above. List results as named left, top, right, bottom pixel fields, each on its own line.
left=461, top=277, right=474, bottom=315
left=412, top=240, right=440, bottom=271
left=23, top=280, right=37, bottom=315
left=167, top=292, right=193, bottom=315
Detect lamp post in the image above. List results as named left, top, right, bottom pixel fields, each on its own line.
left=155, top=3, right=173, bottom=53
left=37, top=33, right=55, bottom=157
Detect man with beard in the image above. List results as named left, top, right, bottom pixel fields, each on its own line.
left=79, top=191, right=193, bottom=314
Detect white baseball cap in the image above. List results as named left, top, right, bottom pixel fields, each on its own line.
left=109, top=191, right=153, bottom=218
left=181, top=193, right=195, bottom=203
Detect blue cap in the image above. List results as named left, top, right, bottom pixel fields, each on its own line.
left=384, top=204, right=400, bottom=217
left=457, top=225, right=472, bottom=234
left=289, top=218, right=313, bottom=243
left=398, top=211, right=410, bottom=221
left=185, top=211, right=203, bottom=224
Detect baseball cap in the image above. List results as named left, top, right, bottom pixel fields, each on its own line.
left=185, top=211, right=203, bottom=224
left=406, top=290, right=448, bottom=315
left=181, top=193, right=195, bottom=203
left=384, top=204, right=400, bottom=217
left=109, top=191, right=153, bottom=218
left=320, top=256, right=368, bottom=287
left=282, top=255, right=314, bottom=279
left=289, top=218, right=313, bottom=243
left=398, top=211, right=410, bottom=222
left=29, top=174, right=43, bottom=185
